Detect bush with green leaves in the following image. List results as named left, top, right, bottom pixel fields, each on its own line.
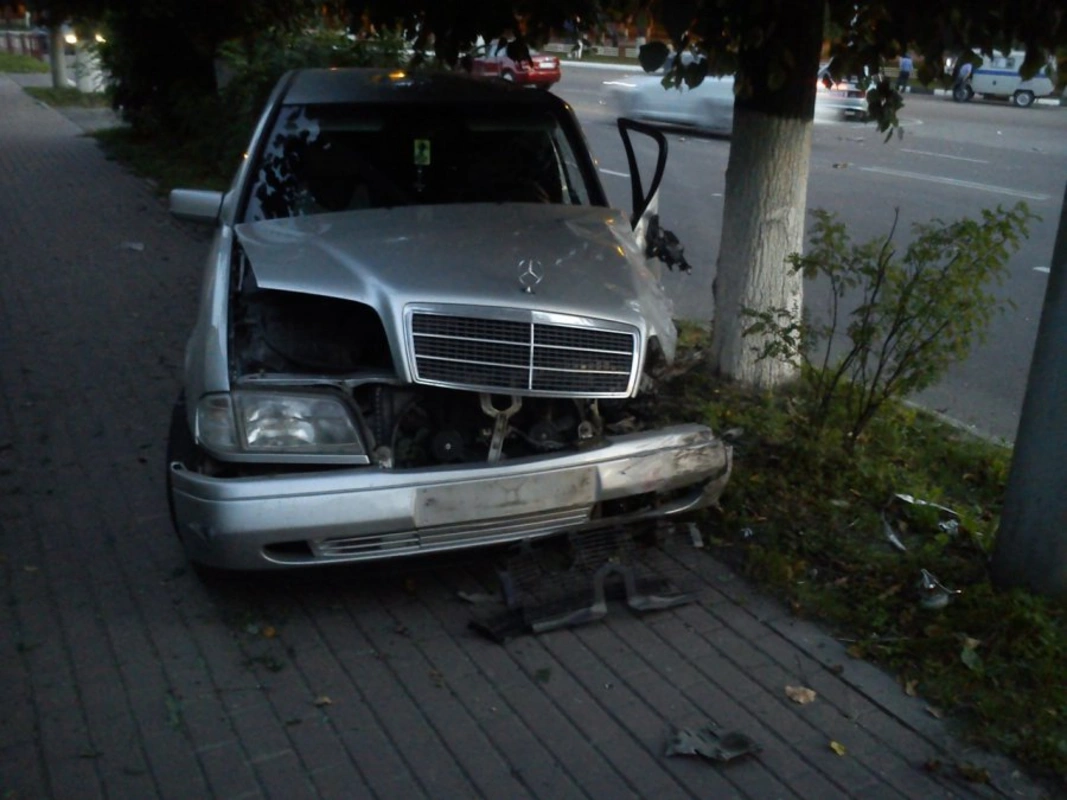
left=742, top=204, right=1036, bottom=445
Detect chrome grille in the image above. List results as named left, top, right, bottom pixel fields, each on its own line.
left=408, top=311, right=638, bottom=397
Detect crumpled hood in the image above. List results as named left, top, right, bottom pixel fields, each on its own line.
left=233, top=203, right=676, bottom=357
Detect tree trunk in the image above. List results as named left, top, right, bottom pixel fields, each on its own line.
left=712, top=111, right=811, bottom=386
left=710, top=0, right=825, bottom=387
left=991, top=181, right=1067, bottom=596
left=49, top=27, right=68, bottom=90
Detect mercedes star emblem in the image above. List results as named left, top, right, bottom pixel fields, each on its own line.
left=518, top=258, right=544, bottom=293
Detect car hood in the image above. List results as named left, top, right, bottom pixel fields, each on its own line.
left=233, top=203, right=677, bottom=356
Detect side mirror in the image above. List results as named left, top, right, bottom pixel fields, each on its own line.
left=170, top=189, right=224, bottom=225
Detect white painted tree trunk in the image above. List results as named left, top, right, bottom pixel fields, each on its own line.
left=712, top=107, right=811, bottom=388
left=49, top=28, right=68, bottom=90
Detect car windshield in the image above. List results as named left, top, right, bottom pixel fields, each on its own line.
left=245, top=102, right=594, bottom=221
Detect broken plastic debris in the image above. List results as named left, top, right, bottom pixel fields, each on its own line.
left=882, top=513, right=907, bottom=552
left=688, top=522, right=704, bottom=549
left=665, top=725, right=761, bottom=763
left=785, top=685, right=817, bottom=705
left=120, top=241, right=145, bottom=251
left=918, top=569, right=962, bottom=610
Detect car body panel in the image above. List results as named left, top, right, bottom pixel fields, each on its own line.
left=231, top=204, right=677, bottom=384
left=170, top=424, right=731, bottom=569
left=470, top=47, right=561, bottom=87
left=970, top=51, right=1056, bottom=100
left=168, top=67, right=729, bottom=570
left=611, top=64, right=870, bottom=133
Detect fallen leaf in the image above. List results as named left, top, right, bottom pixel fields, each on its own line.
left=846, top=644, right=864, bottom=659
left=785, top=685, right=817, bottom=705
left=830, top=740, right=847, bottom=756
left=313, top=696, right=332, bottom=707
left=904, top=679, right=918, bottom=697
left=962, top=637, right=981, bottom=650
left=262, top=626, right=277, bottom=639
left=926, top=706, right=944, bottom=719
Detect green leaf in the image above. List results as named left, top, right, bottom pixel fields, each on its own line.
left=639, top=41, right=670, bottom=73
left=961, top=645, right=983, bottom=672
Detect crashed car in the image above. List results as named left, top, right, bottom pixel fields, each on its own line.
left=166, top=68, right=731, bottom=570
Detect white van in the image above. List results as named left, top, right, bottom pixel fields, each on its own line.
left=965, top=51, right=1056, bottom=107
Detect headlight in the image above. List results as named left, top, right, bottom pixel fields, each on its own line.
left=195, top=392, right=367, bottom=462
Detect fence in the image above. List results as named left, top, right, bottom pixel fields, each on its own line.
left=1, top=29, right=47, bottom=59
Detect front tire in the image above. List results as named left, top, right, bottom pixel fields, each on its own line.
left=1013, top=90, right=1035, bottom=108
left=952, top=84, right=973, bottom=102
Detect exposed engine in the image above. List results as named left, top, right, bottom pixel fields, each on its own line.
left=229, top=268, right=647, bottom=469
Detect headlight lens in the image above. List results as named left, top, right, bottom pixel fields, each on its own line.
left=195, top=392, right=365, bottom=457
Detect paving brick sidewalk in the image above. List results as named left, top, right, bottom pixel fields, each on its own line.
left=0, top=73, right=1054, bottom=800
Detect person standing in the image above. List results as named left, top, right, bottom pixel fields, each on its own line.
left=897, top=53, right=913, bottom=92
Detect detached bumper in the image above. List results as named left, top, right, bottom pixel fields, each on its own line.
left=170, top=424, right=731, bottom=570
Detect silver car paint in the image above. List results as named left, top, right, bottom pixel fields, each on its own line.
left=232, top=203, right=679, bottom=387
left=172, top=423, right=731, bottom=569
left=170, top=67, right=731, bottom=570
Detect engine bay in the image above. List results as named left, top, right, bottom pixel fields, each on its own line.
left=228, top=261, right=653, bottom=469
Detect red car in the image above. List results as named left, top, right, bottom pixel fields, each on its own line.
left=470, top=44, right=561, bottom=89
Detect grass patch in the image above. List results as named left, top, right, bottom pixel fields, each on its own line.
left=659, top=323, right=1067, bottom=784
left=24, top=86, right=111, bottom=108
left=0, top=51, right=48, bottom=74
left=93, top=127, right=233, bottom=195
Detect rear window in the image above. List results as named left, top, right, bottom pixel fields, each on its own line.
left=245, top=102, right=595, bottom=221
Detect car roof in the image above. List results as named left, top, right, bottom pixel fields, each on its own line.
left=281, top=67, right=566, bottom=108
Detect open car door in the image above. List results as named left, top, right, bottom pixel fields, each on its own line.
left=617, top=118, right=691, bottom=273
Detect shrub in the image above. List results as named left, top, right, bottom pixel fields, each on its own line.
left=742, top=204, right=1035, bottom=446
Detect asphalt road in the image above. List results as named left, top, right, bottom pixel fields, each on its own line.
left=554, top=64, right=1067, bottom=442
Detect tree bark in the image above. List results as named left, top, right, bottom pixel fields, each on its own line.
left=991, top=181, right=1067, bottom=596
left=710, top=0, right=824, bottom=387
left=49, top=27, right=68, bottom=90
left=712, top=110, right=811, bottom=386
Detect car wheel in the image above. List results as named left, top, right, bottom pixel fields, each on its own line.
left=952, top=84, right=972, bottom=102
left=1013, top=90, right=1035, bottom=108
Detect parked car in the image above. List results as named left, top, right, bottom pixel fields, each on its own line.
left=610, top=57, right=869, bottom=134
left=469, top=41, right=561, bottom=88
left=952, top=51, right=1056, bottom=107
left=166, top=68, right=732, bottom=570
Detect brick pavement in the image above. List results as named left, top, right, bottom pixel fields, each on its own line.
left=0, top=73, right=1056, bottom=800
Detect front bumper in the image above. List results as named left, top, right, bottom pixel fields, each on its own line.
left=169, top=424, right=731, bottom=570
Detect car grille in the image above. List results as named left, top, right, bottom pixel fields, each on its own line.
left=408, top=311, right=639, bottom=397
left=312, top=508, right=592, bottom=560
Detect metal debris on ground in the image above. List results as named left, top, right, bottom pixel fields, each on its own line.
left=665, top=724, right=761, bottom=764
left=882, top=492, right=962, bottom=551
left=918, top=569, right=962, bottom=610
left=469, top=525, right=699, bottom=643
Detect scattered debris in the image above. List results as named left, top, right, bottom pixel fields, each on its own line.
left=832, top=162, right=851, bottom=169
left=829, top=740, right=847, bottom=756
left=313, top=696, right=332, bottom=707
left=784, top=685, right=817, bottom=705
left=120, top=241, right=145, bottom=252
left=687, top=522, right=704, bottom=549
left=918, top=569, right=962, bottom=610
left=469, top=526, right=697, bottom=643
left=665, top=725, right=761, bottom=764
left=882, top=513, right=908, bottom=552
left=926, top=706, right=944, bottom=719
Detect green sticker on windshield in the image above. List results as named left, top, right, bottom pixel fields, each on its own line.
left=414, top=139, right=431, bottom=166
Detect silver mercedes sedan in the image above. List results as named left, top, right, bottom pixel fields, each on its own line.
left=166, top=68, right=731, bottom=570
